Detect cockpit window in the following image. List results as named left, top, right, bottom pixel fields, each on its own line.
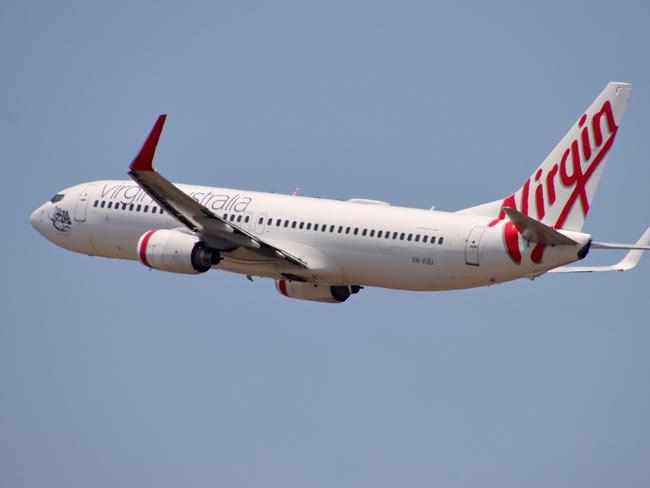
left=50, top=193, right=65, bottom=203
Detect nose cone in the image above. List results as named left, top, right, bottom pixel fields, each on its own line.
left=30, top=204, right=47, bottom=235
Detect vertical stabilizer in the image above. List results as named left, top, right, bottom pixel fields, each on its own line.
left=458, top=82, right=632, bottom=232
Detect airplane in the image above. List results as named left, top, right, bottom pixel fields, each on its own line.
left=30, top=82, right=650, bottom=303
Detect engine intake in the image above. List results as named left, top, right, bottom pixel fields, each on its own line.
left=137, top=229, right=220, bottom=274
left=275, top=279, right=360, bottom=303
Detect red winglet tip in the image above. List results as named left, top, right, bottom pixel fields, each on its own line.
left=129, top=114, right=167, bottom=172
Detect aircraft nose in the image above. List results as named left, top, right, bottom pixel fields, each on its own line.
left=30, top=204, right=46, bottom=234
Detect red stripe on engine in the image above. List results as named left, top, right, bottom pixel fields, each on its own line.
left=278, top=279, right=289, bottom=297
left=139, top=230, right=156, bottom=267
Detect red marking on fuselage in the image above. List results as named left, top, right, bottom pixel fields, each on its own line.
left=489, top=194, right=517, bottom=227
left=503, top=222, right=521, bottom=264
left=531, top=242, right=546, bottom=264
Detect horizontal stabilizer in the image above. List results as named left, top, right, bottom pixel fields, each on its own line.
left=549, top=226, right=650, bottom=273
left=591, top=241, right=650, bottom=250
left=502, top=207, right=578, bottom=246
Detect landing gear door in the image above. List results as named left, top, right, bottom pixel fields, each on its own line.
left=74, top=184, right=97, bottom=222
left=465, top=226, right=485, bottom=266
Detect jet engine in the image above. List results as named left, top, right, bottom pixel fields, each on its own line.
left=275, top=279, right=360, bottom=303
left=136, top=229, right=220, bottom=274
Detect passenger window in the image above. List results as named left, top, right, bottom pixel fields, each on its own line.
left=329, top=225, right=335, bottom=232
left=276, top=219, right=281, bottom=226
left=314, top=224, right=319, bottom=231
left=223, top=213, right=228, bottom=220
left=292, top=221, right=297, bottom=228
left=267, top=218, right=272, bottom=225
left=306, top=223, right=311, bottom=230
left=423, top=235, right=428, bottom=243
left=160, top=208, right=164, bottom=214
left=322, top=225, right=327, bottom=232
left=258, top=217, right=264, bottom=225
left=299, top=222, right=304, bottom=229
left=385, top=232, right=390, bottom=239
left=100, top=201, right=106, bottom=208
left=370, top=230, right=375, bottom=237
left=345, top=227, right=350, bottom=234
left=245, top=215, right=250, bottom=223
left=431, top=236, right=436, bottom=244
left=129, top=204, right=134, bottom=211
left=237, top=215, right=242, bottom=222
left=136, top=204, right=141, bottom=212
left=338, top=226, right=343, bottom=233
left=152, top=207, right=157, bottom=214
left=354, top=228, right=359, bottom=235
left=362, top=229, right=367, bottom=236
left=284, top=220, right=289, bottom=227
left=93, top=200, right=98, bottom=207
left=407, top=233, right=412, bottom=241
left=439, top=237, right=444, bottom=245
left=122, top=203, right=127, bottom=210
left=144, top=205, right=149, bottom=213
left=50, top=194, right=65, bottom=203
left=107, top=202, right=113, bottom=209
left=400, top=233, right=405, bottom=240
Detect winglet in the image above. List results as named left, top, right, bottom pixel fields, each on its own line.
left=129, top=114, right=167, bottom=172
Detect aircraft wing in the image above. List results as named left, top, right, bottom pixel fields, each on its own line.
left=127, top=115, right=307, bottom=269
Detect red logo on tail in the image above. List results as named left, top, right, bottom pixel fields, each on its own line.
left=490, top=100, right=618, bottom=264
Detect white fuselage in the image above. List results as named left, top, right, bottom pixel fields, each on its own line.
left=30, top=180, right=590, bottom=291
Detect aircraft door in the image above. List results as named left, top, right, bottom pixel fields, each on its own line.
left=465, top=226, right=485, bottom=266
left=255, top=213, right=267, bottom=234
left=73, top=184, right=97, bottom=222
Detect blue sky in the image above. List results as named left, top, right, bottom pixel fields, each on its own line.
left=2, top=1, right=650, bottom=487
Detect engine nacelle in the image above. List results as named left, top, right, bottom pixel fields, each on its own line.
left=275, top=279, right=360, bottom=303
left=137, top=229, right=220, bottom=274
